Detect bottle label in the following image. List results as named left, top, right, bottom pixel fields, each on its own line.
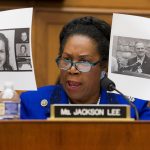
left=0, top=102, right=20, bottom=117
left=0, top=103, right=5, bottom=116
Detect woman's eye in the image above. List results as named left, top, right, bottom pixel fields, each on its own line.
left=79, top=59, right=89, bottom=63
left=63, top=57, right=71, bottom=61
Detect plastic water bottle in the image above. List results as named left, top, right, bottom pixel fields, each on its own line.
left=0, top=82, right=20, bottom=120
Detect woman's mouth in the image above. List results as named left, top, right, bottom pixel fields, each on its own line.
left=66, top=80, right=81, bottom=91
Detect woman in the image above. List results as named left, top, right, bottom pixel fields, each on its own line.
left=0, top=33, right=13, bottom=71
left=18, top=45, right=28, bottom=57
left=20, top=16, right=150, bottom=120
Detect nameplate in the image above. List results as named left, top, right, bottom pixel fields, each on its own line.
left=50, top=104, right=131, bottom=119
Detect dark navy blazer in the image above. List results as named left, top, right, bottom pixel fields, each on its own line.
left=128, top=55, right=150, bottom=74
left=20, top=85, right=150, bottom=120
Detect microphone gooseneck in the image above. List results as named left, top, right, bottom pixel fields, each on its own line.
left=100, top=77, right=116, bottom=91
left=101, top=76, right=139, bottom=120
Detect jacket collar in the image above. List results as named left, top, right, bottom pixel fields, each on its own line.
left=55, top=85, right=110, bottom=104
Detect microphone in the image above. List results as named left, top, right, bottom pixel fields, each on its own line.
left=101, top=76, right=139, bottom=120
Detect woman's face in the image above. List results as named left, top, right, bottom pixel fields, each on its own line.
left=60, top=35, right=102, bottom=104
left=21, top=46, right=26, bottom=53
left=0, top=40, right=6, bottom=68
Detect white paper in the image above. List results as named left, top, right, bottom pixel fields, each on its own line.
left=0, top=8, right=37, bottom=90
left=108, top=13, right=150, bottom=101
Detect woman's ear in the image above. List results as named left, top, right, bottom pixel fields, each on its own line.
left=100, top=60, right=108, bottom=79
left=100, top=71, right=106, bottom=79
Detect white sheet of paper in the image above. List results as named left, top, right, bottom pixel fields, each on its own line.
left=108, top=13, right=150, bottom=101
left=0, top=8, right=37, bottom=90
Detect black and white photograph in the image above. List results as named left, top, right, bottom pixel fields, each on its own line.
left=111, top=36, right=150, bottom=79
left=0, top=8, right=36, bottom=90
left=0, top=29, right=32, bottom=72
left=17, top=57, right=32, bottom=71
left=16, top=43, right=32, bottom=71
left=16, top=44, right=30, bottom=57
left=15, top=28, right=32, bottom=71
left=108, top=13, right=150, bottom=100
left=0, top=30, right=17, bottom=71
left=15, top=28, right=29, bottom=43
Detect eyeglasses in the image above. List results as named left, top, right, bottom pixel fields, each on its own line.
left=56, top=57, right=101, bottom=73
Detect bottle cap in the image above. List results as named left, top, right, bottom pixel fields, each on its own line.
left=1, top=82, right=14, bottom=99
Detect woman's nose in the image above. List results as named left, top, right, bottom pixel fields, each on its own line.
left=67, top=64, right=79, bottom=74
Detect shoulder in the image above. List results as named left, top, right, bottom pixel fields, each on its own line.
left=109, top=92, right=148, bottom=107
left=21, top=85, right=54, bottom=96
left=144, top=55, right=150, bottom=61
left=4, top=65, right=13, bottom=71
left=128, top=57, right=136, bottom=62
left=20, top=85, right=61, bottom=101
left=20, top=85, right=67, bottom=119
left=109, top=92, right=150, bottom=120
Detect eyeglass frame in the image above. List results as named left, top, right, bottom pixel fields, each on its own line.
left=56, top=56, right=101, bottom=73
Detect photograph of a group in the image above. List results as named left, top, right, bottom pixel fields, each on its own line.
left=111, top=36, right=150, bottom=79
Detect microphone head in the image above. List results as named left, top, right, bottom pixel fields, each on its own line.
left=101, top=76, right=116, bottom=91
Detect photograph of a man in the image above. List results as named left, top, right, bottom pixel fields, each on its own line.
left=21, top=31, right=28, bottom=42
left=15, top=28, right=29, bottom=43
left=127, top=41, right=150, bottom=74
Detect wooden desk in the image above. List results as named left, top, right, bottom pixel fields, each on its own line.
left=0, top=120, right=149, bottom=150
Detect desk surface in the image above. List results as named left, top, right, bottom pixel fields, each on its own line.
left=0, top=120, right=149, bottom=150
